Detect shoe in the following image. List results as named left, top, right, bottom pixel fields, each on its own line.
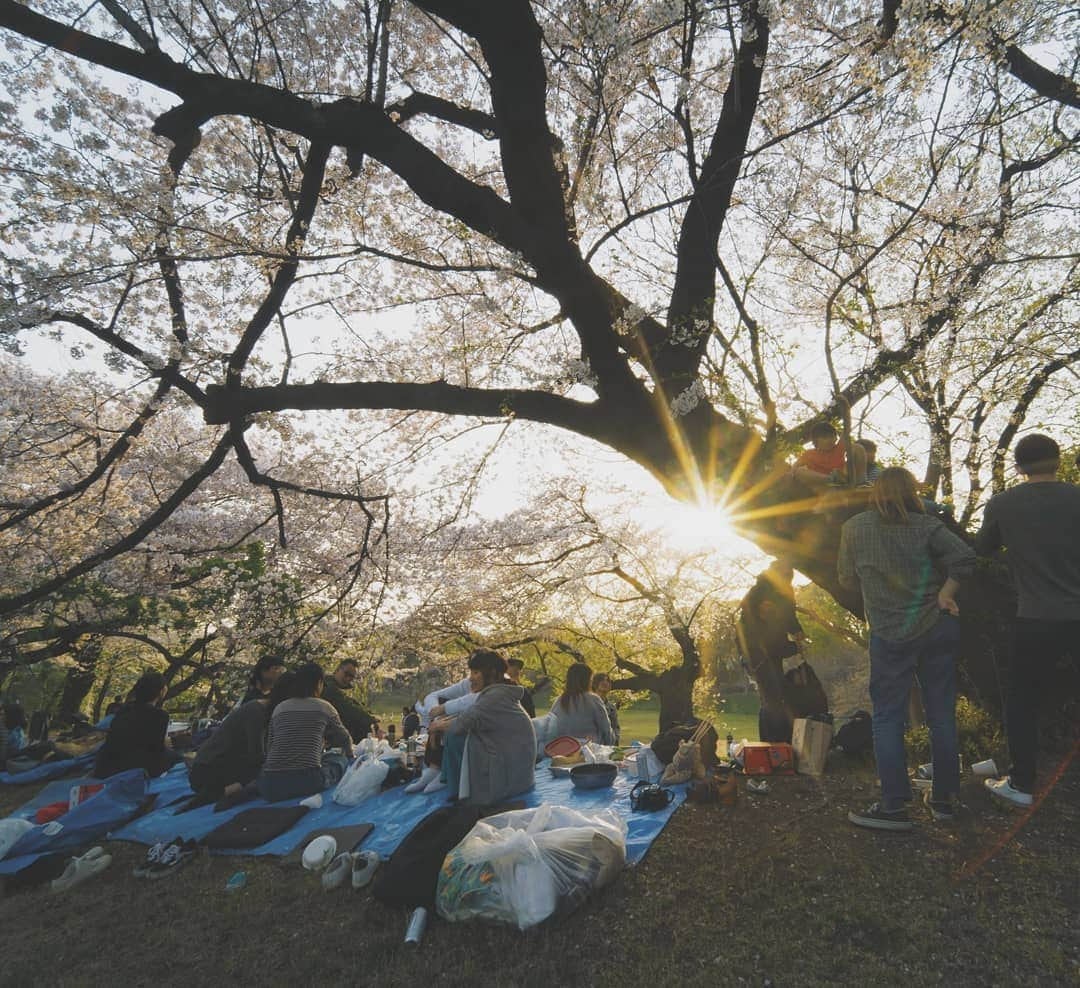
left=51, top=851, right=113, bottom=893
left=422, top=777, right=447, bottom=794
left=80, top=846, right=107, bottom=861
left=321, top=852, right=353, bottom=891
left=147, top=839, right=198, bottom=879
left=848, top=802, right=913, bottom=831
left=351, top=850, right=380, bottom=890
left=985, top=777, right=1033, bottom=807
left=405, top=765, right=439, bottom=794
left=133, top=840, right=170, bottom=878
left=926, top=795, right=965, bottom=821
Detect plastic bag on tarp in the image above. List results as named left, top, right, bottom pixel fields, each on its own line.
left=436, top=803, right=627, bottom=930
left=0, top=818, right=35, bottom=860
left=333, top=758, right=388, bottom=806
left=580, top=743, right=615, bottom=764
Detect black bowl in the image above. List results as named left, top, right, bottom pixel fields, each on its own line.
left=570, top=761, right=618, bottom=789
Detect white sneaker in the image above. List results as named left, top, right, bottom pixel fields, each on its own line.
left=351, top=850, right=380, bottom=889
left=985, top=777, right=1033, bottom=807
left=404, top=765, right=439, bottom=794
left=52, top=852, right=113, bottom=893
left=321, top=851, right=353, bottom=892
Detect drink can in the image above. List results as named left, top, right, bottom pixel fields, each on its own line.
left=405, top=907, right=428, bottom=945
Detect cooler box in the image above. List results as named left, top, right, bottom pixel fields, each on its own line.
left=741, top=742, right=795, bottom=776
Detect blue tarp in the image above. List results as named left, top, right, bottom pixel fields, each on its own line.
left=111, top=760, right=686, bottom=865
left=0, top=749, right=99, bottom=786
left=0, top=769, right=149, bottom=875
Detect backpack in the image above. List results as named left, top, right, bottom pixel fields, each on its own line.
left=832, top=710, right=873, bottom=755
left=782, top=661, right=828, bottom=719
left=651, top=720, right=719, bottom=767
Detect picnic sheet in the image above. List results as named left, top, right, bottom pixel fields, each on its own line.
left=0, top=750, right=99, bottom=786
left=108, top=759, right=686, bottom=864
left=0, top=769, right=148, bottom=875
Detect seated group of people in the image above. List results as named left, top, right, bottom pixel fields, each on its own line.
left=405, top=654, right=621, bottom=804
left=93, top=657, right=374, bottom=805
left=90, top=645, right=625, bottom=811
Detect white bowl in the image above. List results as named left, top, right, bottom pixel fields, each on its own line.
left=301, top=834, right=337, bottom=871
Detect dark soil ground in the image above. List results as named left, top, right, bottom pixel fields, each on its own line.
left=0, top=749, right=1076, bottom=988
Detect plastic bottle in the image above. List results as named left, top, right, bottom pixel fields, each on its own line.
left=404, top=907, right=428, bottom=945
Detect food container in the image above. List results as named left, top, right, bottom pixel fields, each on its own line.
left=570, top=762, right=618, bottom=789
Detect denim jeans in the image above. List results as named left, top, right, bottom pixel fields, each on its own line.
left=441, top=732, right=467, bottom=797
left=869, top=614, right=960, bottom=806
left=1007, top=619, right=1080, bottom=792
left=257, top=752, right=350, bottom=803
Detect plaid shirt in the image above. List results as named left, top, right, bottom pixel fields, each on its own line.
left=839, top=511, right=975, bottom=642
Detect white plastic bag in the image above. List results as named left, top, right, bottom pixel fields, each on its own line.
left=436, top=803, right=627, bottom=930
left=0, top=818, right=34, bottom=860
left=332, top=758, right=388, bottom=806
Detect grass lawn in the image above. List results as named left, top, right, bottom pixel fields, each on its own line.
left=0, top=746, right=1076, bottom=986
left=374, top=692, right=763, bottom=747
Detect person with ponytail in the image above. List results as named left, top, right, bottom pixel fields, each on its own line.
left=838, top=467, right=975, bottom=830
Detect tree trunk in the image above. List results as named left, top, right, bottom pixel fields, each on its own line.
left=55, top=638, right=103, bottom=725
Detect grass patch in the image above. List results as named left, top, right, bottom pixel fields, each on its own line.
left=0, top=751, right=1076, bottom=986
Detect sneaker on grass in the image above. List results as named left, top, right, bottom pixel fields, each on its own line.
left=147, top=838, right=198, bottom=879
left=848, top=802, right=913, bottom=831
left=985, top=777, right=1033, bottom=807
left=925, top=795, right=966, bottom=822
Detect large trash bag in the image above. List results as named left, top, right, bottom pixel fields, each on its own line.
left=436, top=803, right=626, bottom=930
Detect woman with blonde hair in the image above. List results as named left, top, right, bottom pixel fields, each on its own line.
left=838, top=467, right=975, bottom=830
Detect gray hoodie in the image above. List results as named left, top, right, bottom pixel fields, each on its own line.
left=449, top=682, right=535, bottom=806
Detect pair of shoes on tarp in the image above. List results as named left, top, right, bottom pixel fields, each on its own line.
left=321, top=850, right=380, bottom=892
left=51, top=846, right=112, bottom=893
left=133, top=836, right=199, bottom=879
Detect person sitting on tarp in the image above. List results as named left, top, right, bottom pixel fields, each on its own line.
left=3, top=703, right=26, bottom=756
left=319, top=658, right=376, bottom=742
left=549, top=662, right=615, bottom=744
left=93, top=671, right=181, bottom=779
left=237, top=654, right=286, bottom=706
left=401, top=704, right=421, bottom=739
left=189, top=672, right=296, bottom=802
left=429, top=649, right=535, bottom=805
left=257, top=662, right=353, bottom=802
left=408, top=667, right=486, bottom=794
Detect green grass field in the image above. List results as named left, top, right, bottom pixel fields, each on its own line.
left=373, top=690, right=761, bottom=745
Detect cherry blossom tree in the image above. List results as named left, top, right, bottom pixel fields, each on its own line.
left=0, top=0, right=1076, bottom=680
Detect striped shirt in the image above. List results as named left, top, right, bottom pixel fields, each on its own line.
left=262, top=697, right=351, bottom=773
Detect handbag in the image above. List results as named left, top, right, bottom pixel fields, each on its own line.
left=629, top=781, right=675, bottom=812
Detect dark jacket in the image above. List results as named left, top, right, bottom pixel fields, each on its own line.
left=93, top=703, right=170, bottom=779
left=320, top=677, right=375, bottom=743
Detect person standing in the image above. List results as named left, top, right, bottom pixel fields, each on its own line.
left=736, top=559, right=807, bottom=743
left=975, top=434, right=1080, bottom=807
left=839, top=468, right=975, bottom=829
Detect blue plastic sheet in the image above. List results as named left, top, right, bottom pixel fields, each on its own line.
left=0, top=749, right=98, bottom=785
left=111, top=760, right=686, bottom=865
left=0, top=769, right=149, bottom=875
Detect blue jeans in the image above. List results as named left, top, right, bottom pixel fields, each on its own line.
left=257, top=752, right=349, bottom=803
left=869, top=614, right=960, bottom=807
left=441, top=732, right=467, bottom=797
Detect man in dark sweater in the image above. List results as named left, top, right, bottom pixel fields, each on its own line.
left=319, top=659, right=376, bottom=743
left=976, top=434, right=1080, bottom=807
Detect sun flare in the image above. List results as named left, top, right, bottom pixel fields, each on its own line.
left=656, top=499, right=741, bottom=554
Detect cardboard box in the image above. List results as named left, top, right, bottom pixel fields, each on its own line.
left=792, top=717, right=833, bottom=776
